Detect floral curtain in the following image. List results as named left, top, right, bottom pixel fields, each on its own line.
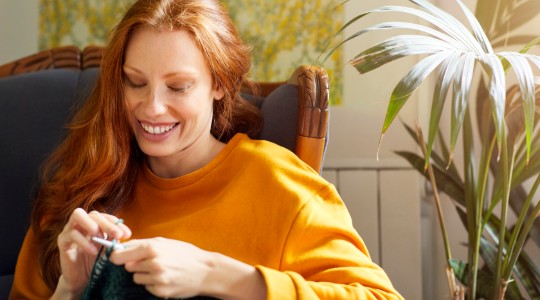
left=39, top=0, right=343, bottom=103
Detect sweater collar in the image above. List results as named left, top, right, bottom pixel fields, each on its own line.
left=141, top=133, right=247, bottom=190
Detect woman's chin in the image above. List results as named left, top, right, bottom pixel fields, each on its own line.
left=139, top=146, right=175, bottom=159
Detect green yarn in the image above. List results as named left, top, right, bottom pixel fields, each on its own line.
left=81, top=244, right=217, bottom=300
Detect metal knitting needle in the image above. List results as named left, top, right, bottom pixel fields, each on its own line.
left=91, top=236, right=126, bottom=250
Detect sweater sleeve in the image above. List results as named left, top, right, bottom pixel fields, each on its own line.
left=9, top=228, right=53, bottom=300
left=255, top=185, right=404, bottom=300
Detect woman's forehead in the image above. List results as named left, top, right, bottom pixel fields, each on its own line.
left=123, top=28, right=210, bottom=77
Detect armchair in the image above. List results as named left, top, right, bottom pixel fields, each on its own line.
left=0, top=45, right=329, bottom=297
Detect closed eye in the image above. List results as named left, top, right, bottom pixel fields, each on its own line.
left=124, top=77, right=146, bottom=89
left=168, top=84, right=191, bottom=94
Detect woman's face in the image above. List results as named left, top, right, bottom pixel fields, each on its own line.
left=123, top=28, right=224, bottom=169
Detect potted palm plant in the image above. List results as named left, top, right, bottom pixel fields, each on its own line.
left=325, top=0, right=540, bottom=299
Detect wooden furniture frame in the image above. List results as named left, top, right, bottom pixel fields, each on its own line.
left=0, top=45, right=329, bottom=172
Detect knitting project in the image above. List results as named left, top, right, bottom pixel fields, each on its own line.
left=81, top=242, right=217, bottom=300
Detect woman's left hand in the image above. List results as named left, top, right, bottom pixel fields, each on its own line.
left=109, top=237, right=267, bottom=299
left=109, top=237, right=214, bottom=299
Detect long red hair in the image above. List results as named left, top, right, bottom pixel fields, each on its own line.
left=32, top=0, right=261, bottom=289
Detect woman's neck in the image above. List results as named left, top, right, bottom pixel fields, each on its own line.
left=146, top=134, right=225, bottom=178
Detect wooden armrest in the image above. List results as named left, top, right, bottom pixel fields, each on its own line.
left=0, top=45, right=107, bottom=79
left=295, top=65, right=329, bottom=139
left=291, top=66, right=330, bottom=172
left=0, top=46, right=82, bottom=78
left=238, top=65, right=330, bottom=173
left=82, top=45, right=104, bottom=69
left=293, top=65, right=330, bottom=173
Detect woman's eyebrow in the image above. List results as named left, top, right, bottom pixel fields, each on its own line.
left=122, top=65, right=198, bottom=79
left=163, top=69, right=198, bottom=79
left=122, top=65, right=143, bottom=74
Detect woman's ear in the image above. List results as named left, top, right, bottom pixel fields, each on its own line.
left=213, top=86, right=225, bottom=101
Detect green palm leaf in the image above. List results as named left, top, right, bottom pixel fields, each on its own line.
left=326, top=0, right=513, bottom=160
left=323, top=21, right=463, bottom=62
left=324, top=3, right=484, bottom=61
left=407, top=0, right=482, bottom=53
left=450, top=53, right=476, bottom=155
left=380, top=51, right=450, bottom=138
left=426, top=52, right=461, bottom=168
left=456, top=0, right=493, bottom=54
left=478, top=53, right=506, bottom=156
left=349, top=35, right=455, bottom=74
left=498, top=52, right=536, bottom=161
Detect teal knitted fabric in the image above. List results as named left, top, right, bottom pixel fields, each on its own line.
left=81, top=245, right=217, bottom=300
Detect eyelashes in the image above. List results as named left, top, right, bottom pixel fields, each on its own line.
left=168, top=85, right=191, bottom=93
left=124, top=77, right=192, bottom=94
left=125, top=77, right=146, bottom=89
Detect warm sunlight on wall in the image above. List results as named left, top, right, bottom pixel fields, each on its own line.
left=39, top=0, right=343, bottom=103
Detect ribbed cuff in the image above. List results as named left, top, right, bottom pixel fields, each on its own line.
left=255, top=265, right=297, bottom=300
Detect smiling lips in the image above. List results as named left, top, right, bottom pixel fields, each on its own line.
left=140, top=122, right=178, bottom=134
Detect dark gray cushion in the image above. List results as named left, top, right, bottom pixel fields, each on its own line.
left=241, top=93, right=264, bottom=109
left=0, top=68, right=98, bottom=296
left=0, top=274, right=13, bottom=300
left=259, top=84, right=298, bottom=152
left=0, top=70, right=76, bottom=275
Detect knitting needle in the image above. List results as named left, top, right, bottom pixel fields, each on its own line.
left=91, top=236, right=126, bottom=250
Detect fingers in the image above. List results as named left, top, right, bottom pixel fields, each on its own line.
left=67, top=208, right=131, bottom=240
left=70, top=228, right=99, bottom=255
left=59, top=208, right=131, bottom=256
left=124, top=256, right=163, bottom=274
left=107, top=238, right=208, bottom=299
left=87, top=211, right=129, bottom=240
left=64, top=208, right=99, bottom=236
left=133, top=272, right=154, bottom=285
left=109, top=239, right=158, bottom=265
left=99, top=214, right=132, bottom=239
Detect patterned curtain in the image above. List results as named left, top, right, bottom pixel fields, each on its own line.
left=39, top=0, right=343, bottom=103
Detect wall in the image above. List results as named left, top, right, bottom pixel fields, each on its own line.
left=0, top=0, right=39, bottom=65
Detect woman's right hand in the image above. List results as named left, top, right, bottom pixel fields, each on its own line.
left=52, top=208, right=131, bottom=298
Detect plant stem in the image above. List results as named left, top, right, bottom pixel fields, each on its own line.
left=415, top=122, right=457, bottom=294
left=471, top=133, right=496, bottom=299
left=494, top=128, right=515, bottom=299
left=496, top=279, right=508, bottom=300
left=502, top=173, right=540, bottom=279
left=503, top=195, right=540, bottom=282
left=463, top=109, right=478, bottom=300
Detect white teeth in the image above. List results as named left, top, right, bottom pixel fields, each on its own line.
left=141, top=123, right=176, bottom=134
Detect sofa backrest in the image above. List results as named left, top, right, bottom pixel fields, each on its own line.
left=0, top=68, right=98, bottom=296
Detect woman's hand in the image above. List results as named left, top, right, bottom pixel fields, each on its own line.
left=110, top=238, right=267, bottom=300
left=53, top=208, right=131, bottom=298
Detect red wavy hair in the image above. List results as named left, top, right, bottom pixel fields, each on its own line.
left=32, top=0, right=261, bottom=289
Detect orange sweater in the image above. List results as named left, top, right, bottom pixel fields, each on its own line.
left=10, top=134, right=403, bottom=299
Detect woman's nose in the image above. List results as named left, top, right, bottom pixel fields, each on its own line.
left=145, top=90, right=167, bottom=116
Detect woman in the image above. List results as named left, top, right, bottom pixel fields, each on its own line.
left=10, top=0, right=403, bottom=299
